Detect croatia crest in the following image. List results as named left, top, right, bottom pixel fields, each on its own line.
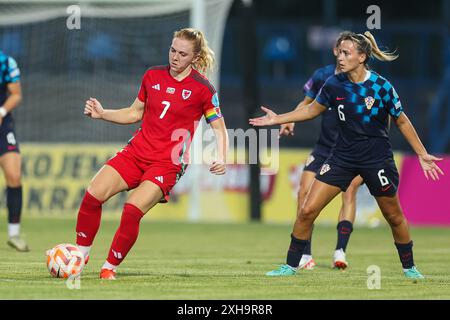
left=365, top=96, right=375, bottom=110
left=182, top=89, right=192, bottom=100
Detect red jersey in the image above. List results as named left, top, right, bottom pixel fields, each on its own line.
left=125, top=65, right=222, bottom=168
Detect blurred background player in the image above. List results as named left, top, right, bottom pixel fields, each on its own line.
left=76, top=28, right=228, bottom=280
left=0, top=50, right=28, bottom=252
left=279, top=31, right=362, bottom=270
left=251, top=31, right=444, bottom=279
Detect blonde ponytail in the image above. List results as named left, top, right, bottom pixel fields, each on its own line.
left=362, top=31, right=398, bottom=62
left=173, top=28, right=215, bottom=75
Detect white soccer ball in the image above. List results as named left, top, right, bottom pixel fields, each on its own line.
left=46, top=243, right=85, bottom=278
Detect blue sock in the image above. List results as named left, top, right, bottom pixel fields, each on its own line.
left=335, top=220, right=353, bottom=251
left=286, top=234, right=309, bottom=268
left=302, top=224, right=314, bottom=255
left=303, top=241, right=312, bottom=256
left=395, top=241, right=414, bottom=269
left=7, top=186, right=22, bottom=224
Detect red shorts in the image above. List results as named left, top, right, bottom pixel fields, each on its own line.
left=106, top=149, right=184, bottom=203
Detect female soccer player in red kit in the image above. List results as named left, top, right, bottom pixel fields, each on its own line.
left=76, top=28, right=228, bottom=280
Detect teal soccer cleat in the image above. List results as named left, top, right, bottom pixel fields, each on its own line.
left=266, top=264, right=297, bottom=276
left=403, top=266, right=425, bottom=280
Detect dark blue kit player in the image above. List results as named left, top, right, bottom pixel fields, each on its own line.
left=279, top=32, right=364, bottom=270
left=250, top=31, right=443, bottom=280
left=0, top=50, right=28, bottom=252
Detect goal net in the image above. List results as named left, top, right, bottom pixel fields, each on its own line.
left=0, top=0, right=234, bottom=220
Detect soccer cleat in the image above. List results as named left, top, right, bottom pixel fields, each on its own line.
left=298, top=255, right=316, bottom=270
left=333, top=248, right=348, bottom=269
left=403, top=266, right=424, bottom=280
left=100, top=268, right=116, bottom=280
left=266, top=264, right=297, bottom=276
left=7, top=236, right=30, bottom=252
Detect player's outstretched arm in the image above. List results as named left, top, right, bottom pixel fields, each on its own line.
left=249, top=99, right=326, bottom=127
left=279, top=96, right=315, bottom=138
left=394, top=112, right=444, bottom=180
left=209, top=117, right=228, bottom=175
left=84, top=97, right=144, bottom=124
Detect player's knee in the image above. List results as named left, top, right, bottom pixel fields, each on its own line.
left=86, top=185, right=109, bottom=202
left=383, top=211, right=404, bottom=227
left=299, top=204, right=318, bottom=221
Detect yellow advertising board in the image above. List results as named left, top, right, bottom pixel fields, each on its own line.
left=3, top=144, right=402, bottom=225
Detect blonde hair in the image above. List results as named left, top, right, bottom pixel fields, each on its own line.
left=173, top=28, right=215, bottom=75
left=339, top=31, right=398, bottom=67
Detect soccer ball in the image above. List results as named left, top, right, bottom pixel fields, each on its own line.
left=46, top=243, right=85, bottom=278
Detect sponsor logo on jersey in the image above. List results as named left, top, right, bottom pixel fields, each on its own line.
left=166, top=87, right=175, bottom=94
left=155, top=176, right=164, bottom=183
left=336, top=97, right=345, bottom=101
left=152, top=84, right=160, bottom=90
left=182, top=89, right=192, bottom=100
left=395, top=101, right=402, bottom=110
left=365, top=96, right=375, bottom=110
left=305, top=154, right=315, bottom=167
left=319, top=163, right=330, bottom=175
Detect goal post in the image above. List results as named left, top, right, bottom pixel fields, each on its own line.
left=0, top=0, right=234, bottom=221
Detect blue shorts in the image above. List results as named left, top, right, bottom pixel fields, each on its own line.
left=0, top=116, right=20, bottom=156
left=315, top=157, right=399, bottom=197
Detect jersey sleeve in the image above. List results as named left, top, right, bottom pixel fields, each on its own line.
left=384, top=84, right=403, bottom=119
left=303, top=69, right=322, bottom=99
left=315, top=79, right=333, bottom=108
left=137, top=72, right=148, bottom=103
left=5, top=56, right=20, bottom=83
left=202, top=87, right=223, bottom=124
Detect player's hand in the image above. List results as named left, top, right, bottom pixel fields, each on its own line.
left=418, top=154, right=444, bottom=181
left=210, top=160, right=226, bottom=175
left=84, top=97, right=104, bottom=119
left=249, top=106, right=278, bottom=127
left=279, top=123, right=295, bottom=138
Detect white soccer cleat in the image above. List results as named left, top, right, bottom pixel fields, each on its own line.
left=7, top=236, right=30, bottom=252
left=333, top=249, right=348, bottom=270
left=298, top=255, right=316, bottom=270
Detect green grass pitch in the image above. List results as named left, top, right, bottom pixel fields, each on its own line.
left=0, top=216, right=449, bottom=299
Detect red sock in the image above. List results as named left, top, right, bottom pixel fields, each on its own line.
left=75, top=191, right=103, bottom=246
left=106, top=203, right=144, bottom=266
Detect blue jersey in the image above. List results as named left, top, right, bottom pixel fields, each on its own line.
left=316, top=71, right=403, bottom=168
left=0, top=51, right=20, bottom=105
left=303, top=64, right=337, bottom=157
left=0, top=51, right=20, bottom=125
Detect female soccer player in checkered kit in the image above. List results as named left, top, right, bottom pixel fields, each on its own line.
left=76, top=28, right=228, bottom=280
left=279, top=31, right=363, bottom=270
left=0, top=50, right=29, bottom=252
left=250, top=31, right=443, bottom=280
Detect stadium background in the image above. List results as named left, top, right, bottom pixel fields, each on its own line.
left=0, top=0, right=449, bottom=226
